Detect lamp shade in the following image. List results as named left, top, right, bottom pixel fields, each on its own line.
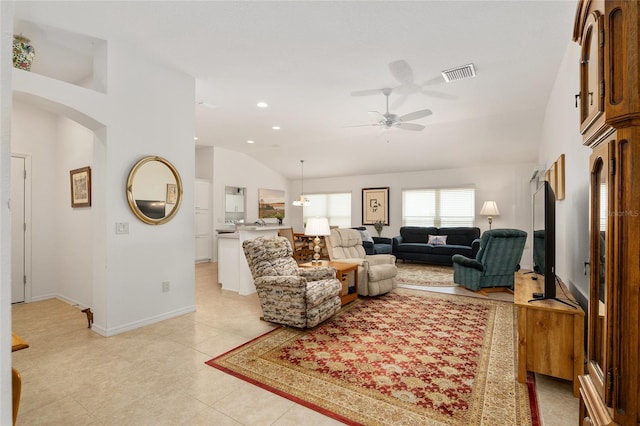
left=480, top=201, right=500, bottom=216
left=304, top=217, right=331, bottom=237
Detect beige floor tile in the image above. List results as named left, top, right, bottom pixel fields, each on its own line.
left=272, top=404, right=345, bottom=426
left=535, top=374, right=579, bottom=426
left=11, top=262, right=578, bottom=425
left=17, top=395, right=97, bottom=426
left=212, top=380, right=295, bottom=425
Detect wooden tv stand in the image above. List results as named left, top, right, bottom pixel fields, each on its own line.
left=514, top=271, right=584, bottom=397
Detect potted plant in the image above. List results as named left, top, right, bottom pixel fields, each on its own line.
left=373, top=220, right=384, bottom=237
left=274, top=211, right=284, bottom=225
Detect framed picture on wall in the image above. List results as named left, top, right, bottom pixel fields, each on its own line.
left=258, top=188, right=285, bottom=219
left=70, top=166, right=91, bottom=208
left=166, top=183, right=178, bottom=204
left=362, top=187, right=389, bottom=225
left=555, top=154, right=566, bottom=200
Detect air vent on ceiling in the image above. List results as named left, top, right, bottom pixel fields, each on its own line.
left=441, top=63, right=476, bottom=83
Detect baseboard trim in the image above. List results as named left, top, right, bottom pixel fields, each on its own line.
left=100, top=305, right=197, bottom=337
left=22, top=294, right=196, bottom=337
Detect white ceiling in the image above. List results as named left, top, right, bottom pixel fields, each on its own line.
left=14, top=1, right=578, bottom=180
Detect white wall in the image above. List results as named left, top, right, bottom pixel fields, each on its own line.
left=195, top=146, right=213, bottom=181
left=55, top=116, right=93, bottom=306
left=10, top=31, right=196, bottom=337
left=211, top=147, right=289, bottom=259
left=1, top=2, right=14, bottom=422
left=11, top=101, right=59, bottom=300
left=10, top=100, right=96, bottom=307
left=538, top=42, right=591, bottom=298
left=103, top=40, right=195, bottom=335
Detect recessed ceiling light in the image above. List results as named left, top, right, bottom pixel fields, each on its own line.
left=256, top=102, right=268, bottom=108
left=194, top=136, right=198, bottom=141
left=272, top=126, right=281, bottom=130
left=247, top=140, right=255, bottom=144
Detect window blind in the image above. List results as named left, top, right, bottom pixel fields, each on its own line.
left=304, top=193, right=351, bottom=228
left=402, top=187, right=475, bottom=227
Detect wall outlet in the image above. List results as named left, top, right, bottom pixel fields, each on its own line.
left=162, top=281, right=170, bottom=292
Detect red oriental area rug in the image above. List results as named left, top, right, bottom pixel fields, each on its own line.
left=206, top=288, right=539, bottom=425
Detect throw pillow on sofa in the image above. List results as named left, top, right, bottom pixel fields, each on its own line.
left=428, top=235, right=447, bottom=245
left=358, top=229, right=374, bottom=244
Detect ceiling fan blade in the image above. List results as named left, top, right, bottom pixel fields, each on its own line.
left=389, top=60, right=414, bottom=85
left=399, top=109, right=432, bottom=122
left=396, top=122, right=425, bottom=131
left=422, top=90, right=456, bottom=100
left=368, top=110, right=386, bottom=120
left=351, top=88, right=385, bottom=97
left=391, top=94, right=409, bottom=110
left=345, top=123, right=381, bottom=128
left=422, top=75, right=446, bottom=87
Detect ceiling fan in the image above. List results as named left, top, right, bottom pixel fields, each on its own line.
left=355, top=88, right=432, bottom=131
left=351, top=60, right=455, bottom=109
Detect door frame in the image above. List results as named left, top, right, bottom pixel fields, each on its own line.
left=11, top=154, right=32, bottom=303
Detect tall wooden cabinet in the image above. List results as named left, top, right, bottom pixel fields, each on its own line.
left=573, top=1, right=640, bottom=425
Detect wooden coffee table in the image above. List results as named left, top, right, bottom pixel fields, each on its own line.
left=300, top=260, right=358, bottom=305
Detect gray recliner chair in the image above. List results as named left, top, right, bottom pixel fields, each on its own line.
left=325, top=228, right=398, bottom=296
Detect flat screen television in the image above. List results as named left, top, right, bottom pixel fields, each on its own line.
left=532, top=180, right=556, bottom=300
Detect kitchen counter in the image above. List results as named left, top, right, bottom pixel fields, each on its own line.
left=217, top=225, right=290, bottom=294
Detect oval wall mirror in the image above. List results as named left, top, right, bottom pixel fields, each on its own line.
left=126, top=156, right=183, bottom=225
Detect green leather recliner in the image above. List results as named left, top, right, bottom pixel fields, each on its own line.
left=452, top=228, right=527, bottom=291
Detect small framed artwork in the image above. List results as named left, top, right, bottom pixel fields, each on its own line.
left=362, top=187, right=389, bottom=225
left=548, top=162, right=557, bottom=197
left=166, top=183, right=178, bottom=204
left=70, top=166, right=91, bottom=208
left=555, top=154, right=566, bottom=200
left=258, top=188, right=285, bottom=219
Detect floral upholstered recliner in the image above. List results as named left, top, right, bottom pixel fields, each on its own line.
left=242, top=235, right=342, bottom=328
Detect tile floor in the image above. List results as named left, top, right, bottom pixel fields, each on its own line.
left=11, top=262, right=578, bottom=425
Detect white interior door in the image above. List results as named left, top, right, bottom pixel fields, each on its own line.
left=11, top=156, right=26, bottom=303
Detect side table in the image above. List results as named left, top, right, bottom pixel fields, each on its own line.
left=300, top=260, right=358, bottom=305
left=514, top=271, right=584, bottom=397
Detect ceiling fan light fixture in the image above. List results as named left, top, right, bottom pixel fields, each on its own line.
left=292, top=159, right=310, bottom=207
left=292, top=195, right=310, bottom=207
left=441, top=63, right=476, bottom=83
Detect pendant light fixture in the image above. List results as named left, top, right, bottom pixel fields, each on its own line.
left=292, top=160, right=310, bottom=206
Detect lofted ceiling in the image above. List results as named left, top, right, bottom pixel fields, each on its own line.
left=14, top=1, right=578, bottom=180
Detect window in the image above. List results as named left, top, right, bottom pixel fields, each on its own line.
left=303, top=193, right=351, bottom=228
left=402, top=187, right=475, bottom=227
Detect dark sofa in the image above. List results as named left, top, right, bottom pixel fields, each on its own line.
left=392, top=226, right=481, bottom=265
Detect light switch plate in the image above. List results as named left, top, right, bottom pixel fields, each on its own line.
left=116, top=222, right=129, bottom=234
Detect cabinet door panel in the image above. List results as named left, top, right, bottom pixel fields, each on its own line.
left=195, top=211, right=210, bottom=235
left=587, top=141, right=610, bottom=403
left=580, top=12, right=604, bottom=135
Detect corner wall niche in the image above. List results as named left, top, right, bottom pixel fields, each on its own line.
left=13, top=20, right=107, bottom=94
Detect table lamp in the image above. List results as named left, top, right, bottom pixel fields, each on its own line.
left=304, top=217, right=331, bottom=264
left=480, top=201, right=500, bottom=230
